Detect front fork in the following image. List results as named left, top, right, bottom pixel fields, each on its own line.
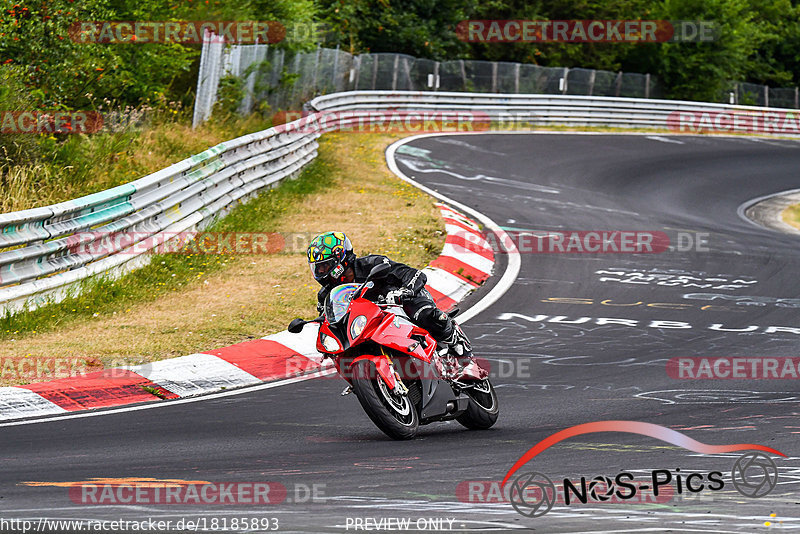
left=350, top=349, right=408, bottom=394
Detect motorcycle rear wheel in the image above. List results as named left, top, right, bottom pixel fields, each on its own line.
left=456, top=378, right=499, bottom=430
left=351, top=360, right=419, bottom=440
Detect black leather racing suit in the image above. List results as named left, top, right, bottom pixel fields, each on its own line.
left=316, top=254, right=454, bottom=342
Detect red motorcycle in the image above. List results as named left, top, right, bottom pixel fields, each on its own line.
left=288, top=263, right=498, bottom=440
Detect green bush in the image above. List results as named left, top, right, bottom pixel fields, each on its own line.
left=0, top=66, right=44, bottom=164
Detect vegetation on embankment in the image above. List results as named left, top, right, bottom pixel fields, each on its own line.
left=0, top=133, right=444, bottom=386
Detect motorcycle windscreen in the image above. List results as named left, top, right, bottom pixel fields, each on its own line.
left=325, top=283, right=360, bottom=323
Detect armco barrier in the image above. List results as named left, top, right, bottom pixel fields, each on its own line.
left=307, top=91, right=800, bottom=131
left=1, top=91, right=797, bottom=314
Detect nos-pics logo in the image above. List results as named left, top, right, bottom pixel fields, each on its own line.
left=502, top=421, right=783, bottom=518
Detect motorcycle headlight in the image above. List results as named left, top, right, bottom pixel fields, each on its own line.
left=350, top=315, right=367, bottom=339
left=320, top=333, right=341, bottom=352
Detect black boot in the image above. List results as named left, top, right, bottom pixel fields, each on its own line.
left=437, top=325, right=473, bottom=377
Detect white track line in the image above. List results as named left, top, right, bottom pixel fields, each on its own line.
left=386, top=133, right=521, bottom=324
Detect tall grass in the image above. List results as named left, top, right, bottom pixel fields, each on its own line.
left=0, top=111, right=273, bottom=213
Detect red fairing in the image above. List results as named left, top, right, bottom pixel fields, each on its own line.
left=316, top=321, right=341, bottom=354
left=347, top=297, right=385, bottom=341
left=371, top=311, right=436, bottom=362
left=319, top=295, right=437, bottom=390
left=315, top=297, right=385, bottom=354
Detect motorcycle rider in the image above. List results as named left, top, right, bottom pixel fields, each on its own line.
left=306, top=231, right=471, bottom=362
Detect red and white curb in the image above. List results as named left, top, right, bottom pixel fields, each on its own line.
left=0, top=204, right=494, bottom=421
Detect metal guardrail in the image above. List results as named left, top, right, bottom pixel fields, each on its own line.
left=308, top=91, right=799, bottom=130
left=1, top=91, right=796, bottom=314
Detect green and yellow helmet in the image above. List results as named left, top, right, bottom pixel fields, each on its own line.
left=307, top=231, right=355, bottom=283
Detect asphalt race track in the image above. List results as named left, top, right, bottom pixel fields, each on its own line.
left=3, top=133, right=800, bottom=533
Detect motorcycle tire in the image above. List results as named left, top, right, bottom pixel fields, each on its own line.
left=456, top=378, right=499, bottom=430
left=350, top=360, right=419, bottom=440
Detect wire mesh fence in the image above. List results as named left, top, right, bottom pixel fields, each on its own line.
left=193, top=42, right=799, bottom=126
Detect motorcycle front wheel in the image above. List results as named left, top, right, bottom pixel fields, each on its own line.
left=350, top=360, right=419, bottom=440
left=456, top=378, right=499, bottom=430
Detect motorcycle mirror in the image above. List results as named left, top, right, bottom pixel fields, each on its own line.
left=368, top=263, right=391, bottom=280
left=288, top=318, right=306, bottom=333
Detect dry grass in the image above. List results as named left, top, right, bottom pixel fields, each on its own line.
left=0, top=133, right=444, bottom=385
left=782, top=203, right=800, bottom=230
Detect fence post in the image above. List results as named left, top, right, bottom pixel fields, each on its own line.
left=391, top=54, right=399, bottom=90
left=274, top=48, right=285, bottom=109
left=514, top=63, right=520, bottom=93
left=588, top=69, right=596, bottom=96
left=402, top=57, right=412, bottom=90
left=311, top=44, right=321, bottom=93
left=764, top=85, right=769, bottom=107
left=491, top=62, right=498, bottom=92
left=352, top=55, right=361, bottom=90
left=795, top=86, right=799, bottom=109
left=460, top=60, right=467, bottom=91
left=644, top=73, right=650, bottom=99
left=290, top=53, right=301, bottom=107
left=331, top=44, right=340, bottom=92
left=615, top=71, right=622, bottom=97
left=192, top=31, right=212, bottom=127
left=192, top=30, right=224, bottom=127
left=371, top=55, right=379, bottom=90
left=238, top=44, right=263, bottom=115
left=561, top=67, right=569, bottom=95
left=434, top=61, right=440, bottom=91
